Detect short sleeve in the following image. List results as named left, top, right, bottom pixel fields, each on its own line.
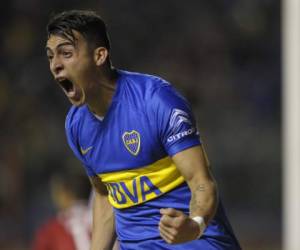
left=65, top=108, right=96, bottom=177
left=148, top=85, right=201, bottom=156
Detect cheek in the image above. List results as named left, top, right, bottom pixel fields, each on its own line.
left=73, top=55, right=92, bottom=71
left=66, top=61, right=85, bottom=80
left=77, top=61, right=95, bottom=79
left=73, top=64, right=96, bottom=93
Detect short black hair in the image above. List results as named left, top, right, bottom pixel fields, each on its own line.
left=47, top=10, right=110, bottom=50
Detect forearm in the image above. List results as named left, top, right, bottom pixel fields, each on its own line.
left=189, top=177, right=218, bottom=224
left=159, top=145, right=221, bottom=243
left=91, top=191, right=116, bottom=250
left=159, top=177, right=218, bottom=243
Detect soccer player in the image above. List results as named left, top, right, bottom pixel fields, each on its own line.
left=45, top=10, right=241, bottom=250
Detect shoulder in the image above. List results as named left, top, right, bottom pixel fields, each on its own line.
left=119, top=70, right=170, bottom=87
left=34, top=217, right=62, bottom=237
left=65, top=105, right=88, bottom=132
left=118, top=70, right=171, bottom=101
left=65, top=105, right=90, bottom=151
left=32, top=217, right=76, bottom=250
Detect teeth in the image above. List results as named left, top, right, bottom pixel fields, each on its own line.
left=68, top=88, right=76, bottom=97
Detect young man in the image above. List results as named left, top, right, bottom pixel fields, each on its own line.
left=46, top=10, right=241, bottom=250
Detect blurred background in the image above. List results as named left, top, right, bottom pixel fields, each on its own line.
left=0, top=0, right=280, bottom=249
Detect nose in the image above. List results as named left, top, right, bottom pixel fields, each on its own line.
left=50, top=56, right=64, bottom=75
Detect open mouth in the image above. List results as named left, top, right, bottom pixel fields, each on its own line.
left=57, top=78, right=76, bottom=97
left=58, top=78, right=73, bottom=92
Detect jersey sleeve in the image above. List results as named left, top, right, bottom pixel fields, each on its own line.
left=65, top=107, right=96, bottom=177
left=148, top=85, right=201, bottom=156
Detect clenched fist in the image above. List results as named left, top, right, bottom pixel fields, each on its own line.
left=159, top=208, right=202, bottom=244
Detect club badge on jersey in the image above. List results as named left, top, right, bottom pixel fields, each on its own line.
left=122, top=130, right=141, bottom=156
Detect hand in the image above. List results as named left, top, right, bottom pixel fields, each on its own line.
left=159, top=208, right=201, bottom=244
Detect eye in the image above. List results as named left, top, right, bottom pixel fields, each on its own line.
left=47, top=55, right=53, bottom=61
left=62, top=51, right=72, bottom=58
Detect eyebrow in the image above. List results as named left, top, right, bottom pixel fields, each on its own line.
left=45, top=41, right=74, bottom=53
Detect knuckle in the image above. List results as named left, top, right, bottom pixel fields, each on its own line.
left=169, top=235, right=175, bottom=243
left=169, top=239, right=176, bottom=244
left=168, top=208, right=175, bottom=214
left=170, top=229, right=178, bottom=237
left=178, top=217, right=184, bottom=224
left=174, top=219, right=183, bottom=229
left=166, top=239, right=172, bottom=244
left=178, top=215, right=185, bottom=222
left=173, top=222, right=180, bottom=229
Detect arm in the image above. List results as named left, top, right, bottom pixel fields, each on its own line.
left=159, top=145, right=218, bottom=244
left=173, top=145, right=217, bottom=222
left=89, top=176, right=116, bottom=250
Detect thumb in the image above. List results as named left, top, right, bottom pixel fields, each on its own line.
left=160, top=208, right=183, bottom=217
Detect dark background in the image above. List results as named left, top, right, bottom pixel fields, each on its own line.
left=0, top=0, right=281, bottom=249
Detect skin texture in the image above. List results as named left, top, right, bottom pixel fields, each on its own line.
left=159, top=145, right=218, bottom=244
left=46, top=31, right=117, bottom=116
left=89, top=176, right=116, bottom=250
left=46, top=30, right=218, bottom=247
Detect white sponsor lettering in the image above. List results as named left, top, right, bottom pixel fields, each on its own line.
left=167, top=127, right=196, bottom=142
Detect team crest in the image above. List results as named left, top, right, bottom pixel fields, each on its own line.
left=122, top=130, right=141, bottom=156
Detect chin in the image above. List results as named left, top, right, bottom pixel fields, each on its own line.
left=69, top=90, right=86, bottom=106
left=70, top=98, right=85, bottom=107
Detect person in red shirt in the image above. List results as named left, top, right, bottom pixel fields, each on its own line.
left=32, top=170, right=92, bottom=250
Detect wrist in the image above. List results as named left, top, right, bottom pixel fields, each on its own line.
left=192, top=216, right=206, bottom=238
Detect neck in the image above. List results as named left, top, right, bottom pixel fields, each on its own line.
left=87, top=67, right=118, bottom=117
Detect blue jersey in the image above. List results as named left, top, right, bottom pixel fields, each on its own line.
left=65, top=70, right=240, bottom=249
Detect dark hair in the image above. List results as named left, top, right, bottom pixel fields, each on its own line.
left=47, top=10, right=110, bottom=50
left=51, top=169, right=91, bottom=200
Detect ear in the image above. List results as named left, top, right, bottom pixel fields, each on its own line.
left=94, top=47, right=109, bottom=66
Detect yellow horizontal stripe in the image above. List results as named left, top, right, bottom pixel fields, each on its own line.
left=98, top=157, right=185, bottom=209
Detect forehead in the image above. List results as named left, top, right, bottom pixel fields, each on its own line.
left=46, top=35, right=72, bottom=50
left=46, top=31, right=86, bottom=51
